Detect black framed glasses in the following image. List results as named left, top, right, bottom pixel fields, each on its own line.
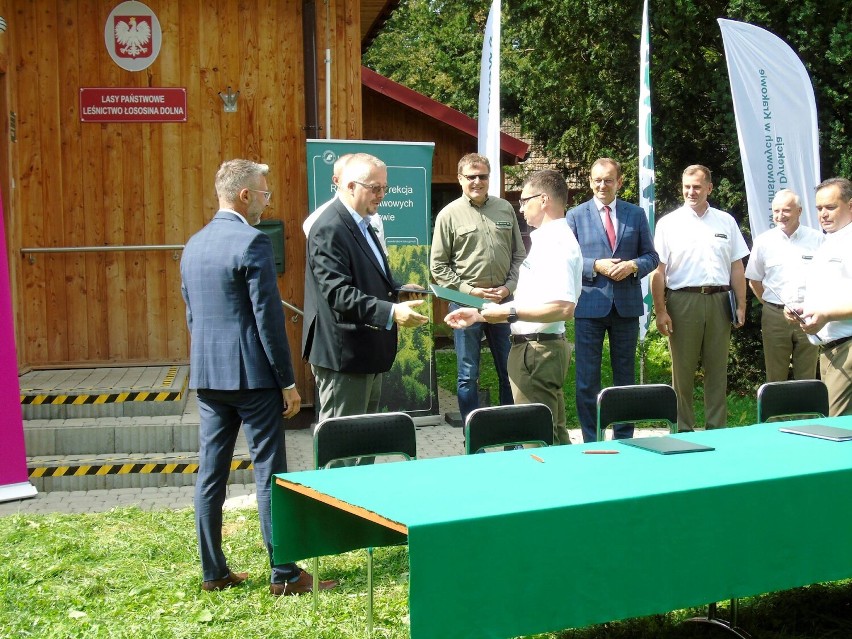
left=354, top=182, right=391, bottom=195
left=519, top=193, right=543, bottom=206
left=460, top=173, right=490, bottom=182
left=247, top=189, right=272, bottom=202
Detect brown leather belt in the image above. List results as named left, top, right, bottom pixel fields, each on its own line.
left=764, top=301, right=784, bottom=310
left=673, top=285, right=731, bottom=294
left=820, top=334, right=852, bottom=352
left=510, top=333, right=564, bottom=345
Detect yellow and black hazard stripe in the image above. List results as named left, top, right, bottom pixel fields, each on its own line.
left=21, top=390, right=184, bottom=406
left=21, top=366, right=187, bottom=405
left=29, top=459, right=253, bottom=479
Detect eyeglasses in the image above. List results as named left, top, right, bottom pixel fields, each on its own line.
left=519, top=193, right=543, bottom=206
left=248, top=189, right=272, bottom=202
left=354, top=182, right=391, bottom=195
left=460, top=173, right=490, bottom=182
left=592, top=178, right=616, bottom=186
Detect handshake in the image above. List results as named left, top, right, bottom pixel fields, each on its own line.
left=393, top=284, right=512, bottom=329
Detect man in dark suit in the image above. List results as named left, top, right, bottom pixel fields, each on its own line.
left=566, top=158, right=659, bottom=442
left=303, top=152, right=428, bottom=423
left=181, top=159, right=335, bottom=596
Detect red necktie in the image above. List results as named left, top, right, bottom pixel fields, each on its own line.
left=603, top=205, right=616, bottom=250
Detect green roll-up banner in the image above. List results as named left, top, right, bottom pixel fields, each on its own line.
left=306, top=140, right=437, bottom=416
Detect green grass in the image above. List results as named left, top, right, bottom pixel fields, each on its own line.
left=436, top=322, right=758, bottom=429
left=1, top=508, right=850, bottom=638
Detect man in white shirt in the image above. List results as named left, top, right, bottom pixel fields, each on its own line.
left=792, top=177, right=852, bottom=416
left=746, top=188, right=823, bottom=381
left=650, top=165, right=749, bottom=432
left=444, top=170, right=582, bottom=445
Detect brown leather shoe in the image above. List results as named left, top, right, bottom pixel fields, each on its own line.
left=269, top=570, right=338, bottom=596
left=201, top=570, right=248, bottom=592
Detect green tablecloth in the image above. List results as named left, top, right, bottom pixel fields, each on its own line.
left=272, top=417, right=852, bottom=639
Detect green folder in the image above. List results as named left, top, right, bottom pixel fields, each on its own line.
left=429, top=284, right=485, bottom=310
left=620, top=436, right=715, bottom=455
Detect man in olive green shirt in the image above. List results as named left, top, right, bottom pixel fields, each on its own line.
left=430, top=153, right=526, bottom=423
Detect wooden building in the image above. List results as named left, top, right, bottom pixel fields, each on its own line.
left=0, top=0, right=526, bottom=401
left=0, top=0, right=395, bottom=395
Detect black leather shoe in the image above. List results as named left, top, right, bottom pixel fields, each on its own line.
left=202, top=570, right=248, bottom=591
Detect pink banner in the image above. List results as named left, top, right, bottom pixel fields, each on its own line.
left=0, top=187, right=36, bottom=502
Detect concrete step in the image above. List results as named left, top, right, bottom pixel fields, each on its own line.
left=24, top=416, right=201, bottom=457
left=27, top=452, right=257, bottom=492
left=20, top=366, right=189, bottom=420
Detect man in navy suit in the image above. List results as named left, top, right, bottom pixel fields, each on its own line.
left=566, top=158, right=659, bottom=442
left=181, top=159, right=335, bottom=596
left=303, top=153, right=428, bottom=423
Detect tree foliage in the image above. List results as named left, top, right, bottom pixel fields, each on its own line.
left=365, top=0, right=851, bottom=394
left=365, top=0, right=852, bottom=215
left=381, top=244, right=435, bottom=412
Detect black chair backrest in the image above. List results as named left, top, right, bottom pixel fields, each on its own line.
left=313, top=412, right=417, bottom=469
left=756, top=380, right=829, bottom=423
left=464, top=404, right=553, bottom=454
left=597, top=384, right=678, bottom=439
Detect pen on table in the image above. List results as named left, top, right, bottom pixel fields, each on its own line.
left=583, top=450, right=620, bottom=455
left=530, top=454, right=545, bottom=463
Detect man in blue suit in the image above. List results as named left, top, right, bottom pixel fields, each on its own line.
left=566, top=158, right=659, bottom=442
left=181, top=159, right=335, bottom=596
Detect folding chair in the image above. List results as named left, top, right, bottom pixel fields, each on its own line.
left=312, top=412, right=417, bottom=633
left=682, top=380, right=827, bottom=639
left=596, top=383, right=678, bottom=442
left=756, top=379, right=829, bottom=422
left=464, top=403, right=553, bottom=454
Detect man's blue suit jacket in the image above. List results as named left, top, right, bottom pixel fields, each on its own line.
left=180, top=211, right=295, bottom=390
left=565, top=198, right=658, bottom=319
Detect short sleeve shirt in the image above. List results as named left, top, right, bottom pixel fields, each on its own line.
left=511, top=219, right=583, bottom=335
left=654, top=204, right=749, bottom=289
left=804, top=221, right=852, bottom=343
left=745, top=225, right=824, bottom=304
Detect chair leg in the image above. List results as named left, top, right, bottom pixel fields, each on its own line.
left=685, top=600, right=752, bottom=638
left=312, top=556, right=319, bottom=613
left=367, top=547, right=374, bottom=635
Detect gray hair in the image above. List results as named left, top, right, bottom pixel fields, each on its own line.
left=215, top=159, right=269, bottom=203
left=340, top=153, right=387, bottom=185
left=816, top=177, right=852, bottom=201
left=333, top=153, right=354, bottom=180
left=772, top=188, right=801, bottom=209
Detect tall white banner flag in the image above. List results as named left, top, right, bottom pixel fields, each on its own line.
left=637, top=0, right=655, bottom=344
left=478, top=0, right=501, bottom=196
left=718, top=19, right=820, bottom=237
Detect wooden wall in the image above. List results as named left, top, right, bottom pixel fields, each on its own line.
left=1, top=0, right=363, bottom=397
left=363, top=87, right=476, bottom=184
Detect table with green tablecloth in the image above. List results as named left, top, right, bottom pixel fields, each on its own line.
left=272, top=417, right=852, bottom=639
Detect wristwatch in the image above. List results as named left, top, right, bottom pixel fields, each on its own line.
left=507, top=307, right=519, bottom=323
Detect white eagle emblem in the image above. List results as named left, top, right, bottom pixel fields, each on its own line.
left=114, top=16, right=151, bottom=58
